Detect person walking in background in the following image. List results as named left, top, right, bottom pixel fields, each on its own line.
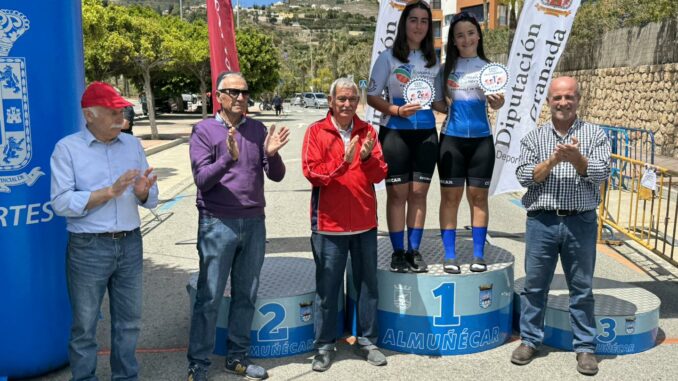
left=122, top=104, right=135, bottom=135
left=272, top=93, right=283, bottom=116
left=139, top=92, right=148, bottom=116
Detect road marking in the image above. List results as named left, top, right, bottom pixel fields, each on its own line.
left=597, top=243, right=646, bottom=275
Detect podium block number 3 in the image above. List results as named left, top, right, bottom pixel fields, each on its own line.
left=596, top=318, right=616, bottom=343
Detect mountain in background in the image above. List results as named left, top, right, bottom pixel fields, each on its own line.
left=108, top=0, right=377, bottom=11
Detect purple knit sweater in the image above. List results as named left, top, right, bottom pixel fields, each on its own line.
left=189, top=116, right=285, bottom=218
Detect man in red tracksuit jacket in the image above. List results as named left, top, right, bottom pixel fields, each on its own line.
left=302, top=77, right=388, bottom=372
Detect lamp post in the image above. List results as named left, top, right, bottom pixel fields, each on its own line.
left=299, top=25, right=315, bottom=92
left=179, top=0, right=183, bottom=20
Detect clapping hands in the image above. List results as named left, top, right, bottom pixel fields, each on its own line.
left=264, top=124, right=291, bottom=157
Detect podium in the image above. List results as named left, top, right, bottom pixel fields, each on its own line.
left=348, top=238, right=515, bottom=355
left=514, top=276, right=660, bottom=354
left=187, top=257, right=343, bottom=358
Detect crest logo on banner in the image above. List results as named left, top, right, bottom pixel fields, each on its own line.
left=0, top=9, right=42, bottom=193
left=393, top=284, right=411, bottom=311
left=625, top=317, right=636, bottom=334
left=537, top=0, right=573, bottom=17
left=388, top=0, right=411, bottom=11
left=299, top=301, right=313, bottom=323
left=479, top=284, right=493, bottom=309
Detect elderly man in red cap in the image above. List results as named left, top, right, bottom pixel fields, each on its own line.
left=50, top=81, right=158, bottom=380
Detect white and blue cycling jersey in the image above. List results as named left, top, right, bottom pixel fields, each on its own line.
left=367, top=49, right=440, bottom=130
left=435, top=56, right=491, bottom=138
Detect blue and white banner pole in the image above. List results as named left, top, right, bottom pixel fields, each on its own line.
left=0, top=2, right=84, bottom=378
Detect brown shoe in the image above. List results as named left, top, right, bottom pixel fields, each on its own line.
left=576, top=352, right=599, bottom=376
left=510, top=344, right=537, bottom=365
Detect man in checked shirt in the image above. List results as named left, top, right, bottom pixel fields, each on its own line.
left=511, top=76, right=611, bottom=376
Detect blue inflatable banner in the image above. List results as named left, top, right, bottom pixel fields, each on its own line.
left=0, top=2, right=84, bottom=378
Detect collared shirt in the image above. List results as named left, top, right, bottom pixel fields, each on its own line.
left=516, top=118, right=611, bottom=212
left=215, top=111, right=247, bottom=129
left=50, top=127, right=159, bottom=233
left=330, top=114, right=353, bottom=148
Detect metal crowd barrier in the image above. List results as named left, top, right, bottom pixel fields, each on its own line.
left=602, top=126, right=656, bottom=191
left=598, top=154, right=677, bottom=267
left=602, top=126, right=655, bottom=163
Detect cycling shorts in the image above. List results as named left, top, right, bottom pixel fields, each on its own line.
left=378, top=127, right=438, bottom=185
left=438, top=135, right=494, bottom=188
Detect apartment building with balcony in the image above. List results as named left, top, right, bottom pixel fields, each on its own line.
left=440, top=0, right=511, bottom=62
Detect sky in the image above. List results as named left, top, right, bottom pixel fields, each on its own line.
left=233, top=0, right=281, bottom=8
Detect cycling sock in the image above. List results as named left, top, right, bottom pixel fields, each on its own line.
left=441, top=229, right=456, bottom=260
left=472, top=226, right=488, bottom=259
left=407, top=227, right=423, bottom=251
left=389, top=231, right=405, bottom=252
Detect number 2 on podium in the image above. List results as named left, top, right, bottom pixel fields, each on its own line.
left=258, top=303, right=289, bottom=341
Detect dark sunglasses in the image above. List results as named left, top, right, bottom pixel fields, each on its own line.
left=218, top=88, right=250, bottom=98
left=452, top=12, right=476, bottom=23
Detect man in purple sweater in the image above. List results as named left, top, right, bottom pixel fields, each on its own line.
left=186, top=72, right=290, bottom=381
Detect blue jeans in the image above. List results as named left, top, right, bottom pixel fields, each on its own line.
left=66, top=229, right=143, bottom=381
left=519, top=210, right=598, bottom=353
left=311, top=229, right=379, bottom=351
left=187, top=215, right=266, bottom=368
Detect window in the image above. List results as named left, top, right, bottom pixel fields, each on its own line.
left=430, top=0, right=442, bottom=9
left=433, top=21, right=442, bottom=38
left=460, top=5, right=484, bottom=23
left=498, top=5, right=509, bottom=26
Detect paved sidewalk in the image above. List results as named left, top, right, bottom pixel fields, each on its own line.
left=26, top=107, right=678, bottom=381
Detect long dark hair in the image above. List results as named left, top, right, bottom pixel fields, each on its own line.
left=442, top=13, right=489, bottom=99
left=392, top=1, right=437, bottom=68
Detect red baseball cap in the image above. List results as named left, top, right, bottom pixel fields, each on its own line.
left=81, top=81, right=133, bottom=109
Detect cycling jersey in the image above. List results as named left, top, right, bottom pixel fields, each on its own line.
left=368, top=49, right=440, bottom=130
left=436, top=56, right=491, bottom=138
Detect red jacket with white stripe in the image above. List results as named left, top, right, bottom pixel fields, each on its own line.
left=302, top=112, right=388, bottom=233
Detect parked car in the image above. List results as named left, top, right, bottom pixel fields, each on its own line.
left=302, top=92, right=328, bottom=108
left=291, top=93, right=303, bottom=106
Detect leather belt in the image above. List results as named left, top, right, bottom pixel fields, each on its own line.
left=528, top=209, right=582, bottom=217
left=91, top=229, right=137, bottom=239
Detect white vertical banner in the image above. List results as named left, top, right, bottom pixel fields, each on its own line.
left=365, top=0, right=430, bottom=125
left=490, top=0, right=581, bottom=196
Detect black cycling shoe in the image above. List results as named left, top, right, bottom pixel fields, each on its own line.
left=470, top=257, right=487, bottom=272
left=443, top=258, right=461, bottom=274
left=405, top=249, right=428, bottom=273
left=390, top=249, right=408, bottom=273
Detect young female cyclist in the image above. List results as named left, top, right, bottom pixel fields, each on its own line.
left=367, top=1, right=441, bottom=273
left=432, top=12, right=505, bottom=274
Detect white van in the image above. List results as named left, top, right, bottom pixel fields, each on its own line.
left=302, top=92, right=328, bottom=108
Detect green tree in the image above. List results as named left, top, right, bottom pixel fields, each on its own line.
left=236, top=27, right=281, bottom=97
left=83, top=0, right=134, bottom=80
left=82, top=0, right=176, bottom=139
left=124, top=6, right=177, bottom=139
left=166, top=19, right=211, bottom=117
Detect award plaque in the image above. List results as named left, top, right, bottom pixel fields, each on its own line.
left=403, top=77, right=435, bottom=109
left=478, top=63, right=509, bottom=94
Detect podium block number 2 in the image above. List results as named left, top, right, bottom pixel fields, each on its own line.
left=432, top=282, right=461, bottom=327
left=258, top=303, right=289, bottom=341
